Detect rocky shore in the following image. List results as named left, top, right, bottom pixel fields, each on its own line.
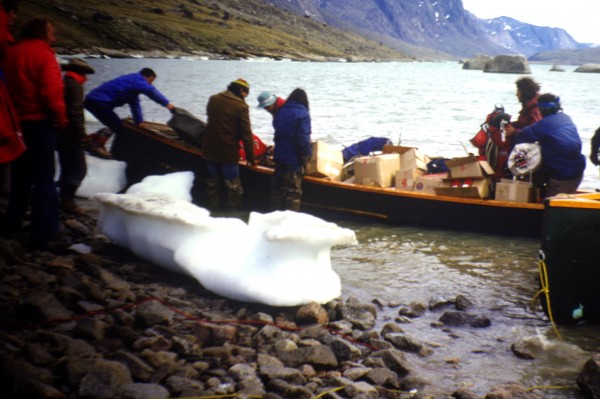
left=1, top=201, right=599, bottom=399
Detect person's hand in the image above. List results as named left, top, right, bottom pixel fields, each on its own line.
left=590, top=153, right=599, bottom=166
left=166, top=103, right=175, bottom=111
left=504, top=123, right=515, bottom=136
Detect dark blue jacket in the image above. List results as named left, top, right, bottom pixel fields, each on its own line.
left=515, top=112, right=585, bottom=180
left=273, top=100, right=312, bottom=167
left=85, top=72, right=170, bottom=124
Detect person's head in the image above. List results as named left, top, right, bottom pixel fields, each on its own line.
left=537, top=93, right=562, bottom=117
left=286, top=88, right=309, bottom=110
left=139, top=67, right=157, bottom=84
left=227, top=78, right=250, bottom=99
left=515, top=77, right=541, bottom=105
left=19, top=18, right=55, bottom=44
left=257, top=91, right=277, bottom=113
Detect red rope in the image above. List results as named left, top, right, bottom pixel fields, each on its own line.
left=22, top=296, right=381, bottom=350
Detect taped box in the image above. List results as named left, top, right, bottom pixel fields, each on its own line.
left=354, top=153, right=401, bottom=188
left=306, top=141, right=343, bottom=181
left=435, top=178, right=491, bottom=199
left=445, top=155, right=494, bottom=179
left=382, top=145, right=430, bottom=171
left=395, top=169, right=426, bottom=191
left=495, top=178, right=535, bottom=203
left=414, top=173, right=450, bottom=195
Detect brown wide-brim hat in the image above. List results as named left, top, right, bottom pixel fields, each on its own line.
left=61, top=58, right=95, bottom=75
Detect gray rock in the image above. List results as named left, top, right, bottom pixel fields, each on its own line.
left=462, top=54, right=493, bottom=70
left=370, top=349, right=411, bottom=376
left=575, top=63, right=600, bottom=73
left=78, top=359, right=133, bottom=397
left=74, top=318, right=106, bottom=340
left=330, top=337, right=362, bottom=361
left=135, top=300, right=174, bottom=327
left=278, top=345, right=338, bottom=369
left=117, top=382, right=169, bottom=399
left=343, top=380, right=379, bottom=398
left=338, top=297, right=377, bottom=330
left=577, top=354, right=600, bottom=399
left=364, top=367, right=400, bottom=388
left=439, top=311, right=491, bottom=328
left=384, top=333, right=423, bottom=353
left=165, top=375, right=205, bottom=395
left=113, top=350, right=155, bottom=381
left=484, top=384, right=542, bottom=398
left=484, top=55, right=531, bottom=74
left=550, top=65, right=565, bottom=72
left=23, top=292, right=72, bottom=321
left=296, top=301, right=329, bottom=325
left=260, top=365, right=307, bottom=385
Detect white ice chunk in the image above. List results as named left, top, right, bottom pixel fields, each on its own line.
left=126, top=171, right=194, bottom=202
left=76, top=155, right=127, bottom=198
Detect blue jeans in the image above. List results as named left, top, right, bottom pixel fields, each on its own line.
left=205, top=161, right=240, bottom=180
left=84, top=98, right=122, bottom=132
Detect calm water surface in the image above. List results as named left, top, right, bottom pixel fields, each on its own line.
left=81, top=58, right=600, bottom=397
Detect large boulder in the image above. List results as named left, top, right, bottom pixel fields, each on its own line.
left=484, top=55, right=531, bottom=74
left=574, top=63, right=600, bottom=73
left=462, top=54, right=493, bottom=70
left=577, top=354, right=600, bottom=399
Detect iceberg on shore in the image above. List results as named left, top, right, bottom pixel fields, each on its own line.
left=95, top=172, right=357, bottom=306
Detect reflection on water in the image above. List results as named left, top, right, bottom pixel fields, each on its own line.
left=330, top=220, right=596, bottom=398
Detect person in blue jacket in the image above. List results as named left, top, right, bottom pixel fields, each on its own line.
left=83, top=68, right=174, bottom=158
left=271, top=88, right=312, bottom=211
left=513, top=93, right=585, bottom=198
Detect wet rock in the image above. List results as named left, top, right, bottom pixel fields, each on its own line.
left=439, top=311, right=491, bottom=328
left=78, top=359, right=133, bottom=397
left=135, top=300, right=174, bottom=327
left=454, top=388, right=482, bottom=399
left=384, top=333, right=423, bottom=353
left=165, top=375, right=205, bottom=396
left=577, top=354, right=600, bottom=399
left=118, top=382, right=169, bottom=399
left=369, top=349, right=411, bottom=377
left=455, top=295, right=474, bottom=311
left=364, top=367, right=400, bottom=388
left=510, top=339, right=540, bottom=360
left=398, top=302, right=427, bottom=318
left=484, top=384, right=542, bottom=398
left=113, top=350, right=155, bottom=381
left=338, top=297, right=377, bottom=330
left=330, top=337, right=362, bottom=361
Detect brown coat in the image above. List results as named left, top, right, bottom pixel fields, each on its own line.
left=203, top=90, right=254, bottom=164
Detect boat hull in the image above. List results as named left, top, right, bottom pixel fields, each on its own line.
left=540, top=194, right=600, bottom=324
left=112, top=120, right=544, bottom=238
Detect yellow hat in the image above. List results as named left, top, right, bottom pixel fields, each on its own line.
left=231, top=78, right=250, bottom=89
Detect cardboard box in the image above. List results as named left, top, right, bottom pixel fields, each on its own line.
left=414, top=173, right=450, bottom=195
left=445, top=155, right=494, bottom=179
left=354, top=153, right=401, bottom=188
left=435, top=178, right=491, bottom=199
left=495, top=179, right=535, bottom=203
left=395, top=169, right=426, bottom=191
left=306, top=141, right=343, bottom=181
left=382, top=145, right=430, bottom=171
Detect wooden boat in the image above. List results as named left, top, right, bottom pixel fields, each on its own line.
left=112, top=119, right=600, bottom=323
left=111, top=119, right=545, bottom=237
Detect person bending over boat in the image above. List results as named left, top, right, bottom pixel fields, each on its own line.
left=202, top=78, right=255, bottom=210
left=83, top=68, right=175, bottom=159
left=271, top=88, right=312, bottom=211
left=512, top=94, right=585, bottom=198
left=257, top=91, right=285, bottom=117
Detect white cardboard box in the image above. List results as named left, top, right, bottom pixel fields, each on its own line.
left=354, top=153, right=401, bottom=188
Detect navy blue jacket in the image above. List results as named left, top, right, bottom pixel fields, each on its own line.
left=273, top=100, right=312, bottom=167
left=515, top=112, right=585, bottom=180
left=85, top=72, right=170, bottom=124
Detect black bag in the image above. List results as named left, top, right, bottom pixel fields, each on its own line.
left=167, top=107, right=206, bottom=148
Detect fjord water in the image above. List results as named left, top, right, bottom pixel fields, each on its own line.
left=84, top=58, right=600, bottom=397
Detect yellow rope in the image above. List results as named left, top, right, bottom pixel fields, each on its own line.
left=309, top=386, right=345, bottom=398
left=530, top=253, right=564, bottom=340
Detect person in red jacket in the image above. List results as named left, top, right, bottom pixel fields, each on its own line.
left=1, top=18, right=67, bottom=248
left=505, top=77, right=542, bottom=136
left=0, top=0, right=25, bottom=223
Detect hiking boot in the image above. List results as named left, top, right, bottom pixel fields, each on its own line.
left=84, top=128, right=113, bottom=159
left=60, top=197, right=86, bottom=215
left=83, top=142, right=112, bottom=159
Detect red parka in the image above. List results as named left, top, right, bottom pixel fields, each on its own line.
left=4, top=37, right=67, bottom=129
left=0, top=8, right=25, bottom=163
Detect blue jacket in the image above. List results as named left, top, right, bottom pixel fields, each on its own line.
left=273, top=100, right=312, bottom=167
left=85, top=72, right=170, bottom=124
left=515, top=112, right=585, bottom=180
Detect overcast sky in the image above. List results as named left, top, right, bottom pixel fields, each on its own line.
left=461, top=0, right=599, bottom=44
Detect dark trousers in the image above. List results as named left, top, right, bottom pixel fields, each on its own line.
left=271, top=164, right=303, bottom=211
left=3, top=120, right=60, bottom=241
left=84, top=98, right=122, bottom=133
left=56, top=132, right=87, bottom=198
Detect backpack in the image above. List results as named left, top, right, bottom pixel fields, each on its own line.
left=342, top=137, right=392, bottom=163
left=470, top=105, right=511, bottom=173
left=167, top=107, right=206, bottom=148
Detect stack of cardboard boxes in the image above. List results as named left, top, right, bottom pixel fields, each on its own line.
left=435, top=155, right=494, bottom=199
left=305, top=141, right=344, bottom=181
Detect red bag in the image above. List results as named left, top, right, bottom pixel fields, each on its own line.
left=239, top=134, right=268, bottom=160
